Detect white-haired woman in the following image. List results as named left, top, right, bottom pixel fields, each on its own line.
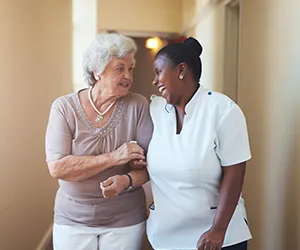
left=45, top=33, right=153, bottom=250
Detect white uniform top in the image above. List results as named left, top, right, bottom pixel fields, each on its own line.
left=146, top=86, right=252, bottom=249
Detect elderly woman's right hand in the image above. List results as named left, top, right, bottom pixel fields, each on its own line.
left=110, top=142, right=145, bottom=166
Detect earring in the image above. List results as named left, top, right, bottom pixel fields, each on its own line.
left=95, top=75, right=100, bottom=81
left=179, top=74, right=184, bottom=80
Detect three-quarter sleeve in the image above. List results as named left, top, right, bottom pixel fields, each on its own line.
left=45, top=99, right=72, bottom=162
left=215, top=103, right=251, bottom=166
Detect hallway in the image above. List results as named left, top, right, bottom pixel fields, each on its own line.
left=0, top=1, right=299, bottom=250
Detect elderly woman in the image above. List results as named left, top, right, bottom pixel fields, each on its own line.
left=45, top=33, right=153, bottom=250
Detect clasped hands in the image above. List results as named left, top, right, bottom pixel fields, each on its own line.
left=100, top=141, right=147, bottom=198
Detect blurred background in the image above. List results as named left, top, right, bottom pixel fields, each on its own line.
left=0, top=0, right=299, bottom=249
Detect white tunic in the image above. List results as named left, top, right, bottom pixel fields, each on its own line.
left=146, top=86, right=252, bottom=249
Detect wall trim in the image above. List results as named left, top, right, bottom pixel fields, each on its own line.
left=98, top=29, right=180, bottom=39
left=36, top=224, right=53, bottom=250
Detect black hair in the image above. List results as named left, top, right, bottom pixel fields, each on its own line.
left=156, top=37, right=203, bottom=83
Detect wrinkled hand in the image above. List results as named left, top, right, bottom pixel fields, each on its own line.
left=100, top=175, right=129, bottom=198
left=129, top=159, right=147, bottom=169
left=110, top=142, right=145, bottom=166
left=196, top=228, right=226, bottom=250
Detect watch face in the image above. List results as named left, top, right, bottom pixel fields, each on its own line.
left=126, top=186, right=134, bottom=192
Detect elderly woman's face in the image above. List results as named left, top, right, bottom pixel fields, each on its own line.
left=99, top=53, right=134, bottom=98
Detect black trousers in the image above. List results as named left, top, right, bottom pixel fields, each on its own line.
left=222, top=241, right=247, bottom=250
left=154, top=241, right=248, bottom=250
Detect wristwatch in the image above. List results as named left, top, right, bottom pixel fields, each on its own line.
left=124, top=173, right=134, bottom=192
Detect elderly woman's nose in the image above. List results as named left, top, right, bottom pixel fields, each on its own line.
left=152, top=78, right=158, bottom=86
left=123, top=69, right=132, bottom=80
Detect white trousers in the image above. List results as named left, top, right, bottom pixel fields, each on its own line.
left=53, top=222, right=145, bottom=250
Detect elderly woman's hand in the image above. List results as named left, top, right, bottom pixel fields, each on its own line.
left=110, top=142, right=145, bottom=166
left=100, top=175, right=129, bottom=198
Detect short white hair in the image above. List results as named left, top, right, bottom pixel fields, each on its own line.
left=82, top=33, right=137, bottom=86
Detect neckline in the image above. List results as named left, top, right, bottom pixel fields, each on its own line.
left=68, top=89, right=126, bottom=136
left=170, top=85, right=204, bottom=136
left=184, top=84, right=204, bottom=114
left=163, top=85, right=204, bottom=115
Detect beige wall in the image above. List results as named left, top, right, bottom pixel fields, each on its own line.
left=195, top=4, right=225, bottom=92
left=240, top=0, right=299, bottom=249
left=98, top=0, right=182, bottom=34
left=182, top=0, right=196, bottom=36
left=0, top=1, right=72, bottom=249
left=73, top=0, right=98, bottom=91
left=192, top=0, right=300, bottom=249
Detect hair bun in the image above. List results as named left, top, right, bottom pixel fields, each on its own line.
left=184, top=37, right=203, bottom=56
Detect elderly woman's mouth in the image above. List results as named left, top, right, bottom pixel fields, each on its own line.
left=120, top=82, right=130, bottom=87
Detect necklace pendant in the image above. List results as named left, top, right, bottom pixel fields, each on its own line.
left=95, top=114, right=103, bottom=123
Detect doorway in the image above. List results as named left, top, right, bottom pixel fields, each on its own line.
left=131, top=37, right=159, bottom=100
left=223, top=0, right=240, bottom=103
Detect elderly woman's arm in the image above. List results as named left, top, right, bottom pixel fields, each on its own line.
left=48, top=154, right=113, bottom=182
left=47, top=142, right=145, bottom=182
left=99, top=97, right=153, bottom=198
left=127, top=168, right=150, bottom=187
left=100, top=168, right=149, bottom=198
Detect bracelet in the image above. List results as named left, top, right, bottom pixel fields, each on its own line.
left=124, top=173, right=133, bottom=192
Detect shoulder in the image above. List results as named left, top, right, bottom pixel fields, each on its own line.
left=150, top=94, right=165, bottom=106
left=50, top=93, right=76, bottom=114
left=123, top=92, right=151, bottom=120
left=149, top=94, right=166, bottom=114
left=126, top=92, right=149, bottom=107
left=200, top=88, right=244, bottom=119
left=202, top=88, right=235, bottom=110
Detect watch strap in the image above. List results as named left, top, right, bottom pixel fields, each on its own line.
left=124, top=173, right=133, bottom=191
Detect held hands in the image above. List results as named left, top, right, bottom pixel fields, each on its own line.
left=100, top=175, right=129, bottom=198
left=129, top=159, right=147, bottom=169
left=128, top=141, right=147, bottom=169
left=196, top=227, right=226, bottom=250
left=110, top=142, right=145, bottom=166
left=101, top=141, right=147, bottom=198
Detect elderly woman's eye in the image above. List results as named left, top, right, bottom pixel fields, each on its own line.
left=117, top=67, right=124, bottom=72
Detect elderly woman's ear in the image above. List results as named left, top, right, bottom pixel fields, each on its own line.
left=93, top=72, right=100, bottom=81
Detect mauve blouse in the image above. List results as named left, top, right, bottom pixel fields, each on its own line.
left=45, top=90, right=153, bottom=227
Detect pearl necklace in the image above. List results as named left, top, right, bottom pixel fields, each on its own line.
left=88, top=87, right=116, bottom=123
